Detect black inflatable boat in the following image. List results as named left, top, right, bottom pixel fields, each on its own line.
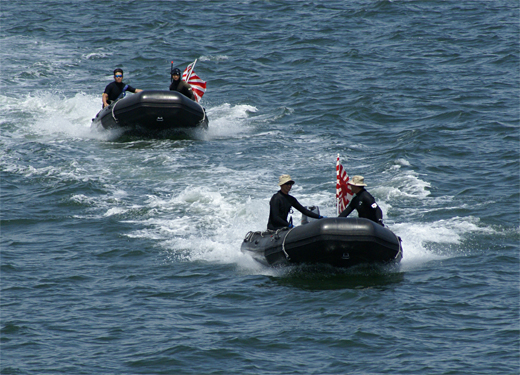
left=241, top=216, right=402, bottom=268
left=91, top=90, right=208, bottom=135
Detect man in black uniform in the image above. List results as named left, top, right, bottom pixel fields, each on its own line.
left=102, top=68, right=142, bottom=108
left=169, top=68, right=194, bottom=100
left=338, top=175, right=384, bottom=226
left=267, top=174, right=324, bottom=231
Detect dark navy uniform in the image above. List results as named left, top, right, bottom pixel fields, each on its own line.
left=338, top=188, right=384, bottom=226
left=104, top=81, right=138, bottom=104
left=169, top=80, right=194, bottom=100
left=267, top=191, right=321, bottom=230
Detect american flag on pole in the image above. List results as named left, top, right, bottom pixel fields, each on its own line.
left=182, top=59, right=206, bottom=102
left=336, top=155, right=353, bottom=215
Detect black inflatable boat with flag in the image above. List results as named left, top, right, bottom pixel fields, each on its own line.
left=92, top=59, right=208, bottom=136
left=241, top=208, right=403, bottom=268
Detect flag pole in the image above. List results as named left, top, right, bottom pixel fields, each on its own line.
left=336, top=154, right=340, bottom=216
left=187, top=59, right=197, bottom=82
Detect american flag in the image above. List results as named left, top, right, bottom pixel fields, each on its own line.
left=182, top=59, right=206, bottom=102
left=336, top=155, right=353, bottom=215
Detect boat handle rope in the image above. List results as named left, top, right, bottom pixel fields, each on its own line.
left=111, top=100, right=119, bottom=123
left=396, top=235, right=403, bottom=259
left=244, top=230, right=271, bottom=242
left=281, top=227, right=296, bottom=260
left=244, top=231, right=257, bottom=242
left=244, top=226, right=294, bottom=260
left=198, top=103, right=206, bottom=124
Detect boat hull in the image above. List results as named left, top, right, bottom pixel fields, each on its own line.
left=241, top=218, right=402, bottom=268
left=91, top=90, right=208, bottom=134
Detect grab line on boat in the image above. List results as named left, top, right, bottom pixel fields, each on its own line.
left=111, top=101, right=119, bottom=123
left=198, top=104, right=206, bottom=124
left=282, top=227, right=296, bottom=260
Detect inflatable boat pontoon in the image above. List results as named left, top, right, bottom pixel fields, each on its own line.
left=92, top=90, right=208, bottom=135
left=241, top=214, right=402, bottom=268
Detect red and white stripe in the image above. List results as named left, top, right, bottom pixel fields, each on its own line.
left=182, top=60, right=206, bottom=102
left=336, top=155, right=353, bottom=215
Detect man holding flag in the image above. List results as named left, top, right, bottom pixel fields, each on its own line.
left=182, top=59, right=206, bottom=102
left=169, top=67, right=194, bottom=100
left=169, top=59, right=207, bottom=102
left=336, top=155, right=384, bottom=226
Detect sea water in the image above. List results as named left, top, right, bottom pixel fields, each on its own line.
left=1, top=1, right=519, bottom=374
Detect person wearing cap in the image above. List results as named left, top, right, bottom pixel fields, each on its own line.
left=338, top=175, right=384, bottom=226
left=267, top=174, right=324, bottom=231
left=169, top=68, right=194, bottom=100
left=102, top=68, right=142, bottom=108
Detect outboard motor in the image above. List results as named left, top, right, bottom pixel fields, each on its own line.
left=301, top=206, right=320, bottom=225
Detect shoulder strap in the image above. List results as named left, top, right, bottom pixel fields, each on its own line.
left=116, top=85, right=129, bottom=101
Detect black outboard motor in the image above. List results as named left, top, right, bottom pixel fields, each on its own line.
left=301, top=206, right=320, bottom=225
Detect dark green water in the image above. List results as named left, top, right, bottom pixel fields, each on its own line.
left=1, top=1, right=519, bottom=374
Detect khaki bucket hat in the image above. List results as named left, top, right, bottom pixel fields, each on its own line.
left=278, top=174, right=295, bottom=186
left=348, top=175, right=367, bottom=187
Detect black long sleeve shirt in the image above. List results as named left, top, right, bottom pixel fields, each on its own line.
left=169, top=80, right=194, bottom=100
left=338, top=188, right=384, bottom=226
left=104, top=81, right=137, bottom=103
left=267, top=191, right=321, bottom=230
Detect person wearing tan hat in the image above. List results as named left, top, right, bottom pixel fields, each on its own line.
left=267, top=174, right=324, bottom=230
left=338, top=175, right=384, bottom=226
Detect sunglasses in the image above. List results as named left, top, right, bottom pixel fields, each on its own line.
left=115, top=74, right=123, bottom=78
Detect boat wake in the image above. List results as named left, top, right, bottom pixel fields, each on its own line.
left=2, top=90, right=261, bottom=143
